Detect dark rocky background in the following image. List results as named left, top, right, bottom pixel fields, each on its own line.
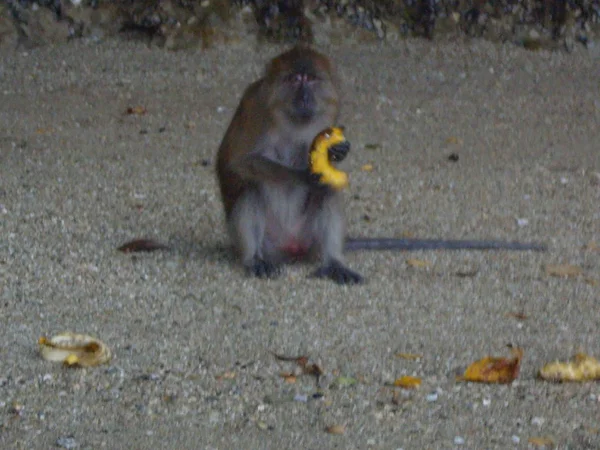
left=2, top=0, right=599, bottom=51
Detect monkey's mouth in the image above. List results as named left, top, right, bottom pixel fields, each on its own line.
left=293, top=106, right=314, bottom=122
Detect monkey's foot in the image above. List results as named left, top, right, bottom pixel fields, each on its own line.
left=246, top=257, right=281, bottom=279
left=312, top=260, right=363, bottom=285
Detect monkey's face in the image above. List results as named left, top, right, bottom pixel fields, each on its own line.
left=266, top=48, right=339, bottom=127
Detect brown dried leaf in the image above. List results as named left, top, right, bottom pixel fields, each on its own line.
left=584, top=241, right=599, bottom=252
left=544, top=264, right=582, bottom=278
left=118, top=239, right=169, bottom=253
left=126, top=106, right=147, bottom=115
left=279, top=372, right=297, bottom=383
left=457, top=347, right=523, bottom=384
left=325, top=424, right=346, bottom=435
left=272, top=352, right=322, bottom=378
left=215, top=371, right=236, bottom=381
left=505, top=311, right=529, bottom=321
left=304, top=363, right=324, bottom=376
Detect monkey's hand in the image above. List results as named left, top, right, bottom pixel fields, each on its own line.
left=327, top=141, right=350, bottom=163
left=309, top=127, right=350, bottom=191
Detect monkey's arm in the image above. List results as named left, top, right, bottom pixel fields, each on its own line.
left=230, top=152, right=328, bottom=188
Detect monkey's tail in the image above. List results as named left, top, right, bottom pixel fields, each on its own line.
left=344, top=238, right=546, bottom=252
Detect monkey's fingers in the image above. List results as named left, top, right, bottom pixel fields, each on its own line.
left=328, top=141, right=350, bottom=162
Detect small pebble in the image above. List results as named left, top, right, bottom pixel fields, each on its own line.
left=454, top=436, right=465, bottom=445
left=531, top=416, right=545, bottom=426
left=516, top=218, right=529, bottom=227
left=426, top=392, right=438, bottom=402
left=294, top=394, right=308, bottom=403
left=511, top=435, right=520, bottom=444
left=56, top=436, right=78, bottom=449
left=482, top=398, right=491, bottom=406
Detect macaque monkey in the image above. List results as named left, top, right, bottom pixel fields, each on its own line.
left=216, top=46, right=544, bottom=285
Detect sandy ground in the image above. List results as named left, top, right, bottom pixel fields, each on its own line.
left=1, top=36, right=599, bottom=449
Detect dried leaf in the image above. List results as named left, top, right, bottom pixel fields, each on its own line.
left=406, top=258, right=431, bottom=268
left=364, top=143, right=381, bottom=150
left=215, top=371, right=236, bottom=381
left=395, top=352, right=422, bottom=361
left=445, top=136, right=463, bottom=145
left=325, top=424, right=346, bottom=435
left=539, top=353, right=600, bottom=382
left=505, top=311, right=529, bottom=321
left=584, top=241, right=599, bottom=252
left=454, top=269, right=478, bottom=278
left=126, top=106, right=147, bottom=115
left=118, top=239, right=169, bottom=253
left=304, top=363, right=324, bottom=377
left=458, top=348, right=523, bottom=384
left=544, top=264, right=582, bottom=278
left=361, top=164, right=374, bottom=172
left=393, top=375, right=422, bottom=389
left=272, top=352, right=322, bottom=378
left=528, top=436, right=554, bottom=447
left=331, top=376, right=358, bottom=388
left=280, top=373, right=297, bottom=384
left=39, top=333, right=111, bottom=367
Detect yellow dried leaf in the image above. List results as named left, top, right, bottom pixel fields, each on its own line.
left=325, top=424, right=346, bottom=435
left=458, top=348, right=522, bottom=384
left=544, top=264, right=582, bottom=278
left=361, top=164, right=374, bottom=172
left=539, top=353, right=600, bottom=382
left=445, top=136, right=463, bottom=145
left=39, top=333, right=111, bottom=368
left=393, top=375, right=422, bottom=389
left=395, top=352, right=422, bottom=361
left=528, top=436, right=554, bottom=447
left=406, top=258, right=431, bottom=268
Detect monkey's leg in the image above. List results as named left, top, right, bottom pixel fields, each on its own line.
left=310, top=195, right=364, bottom=285
left=229, top=190, right=281, bottom=278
